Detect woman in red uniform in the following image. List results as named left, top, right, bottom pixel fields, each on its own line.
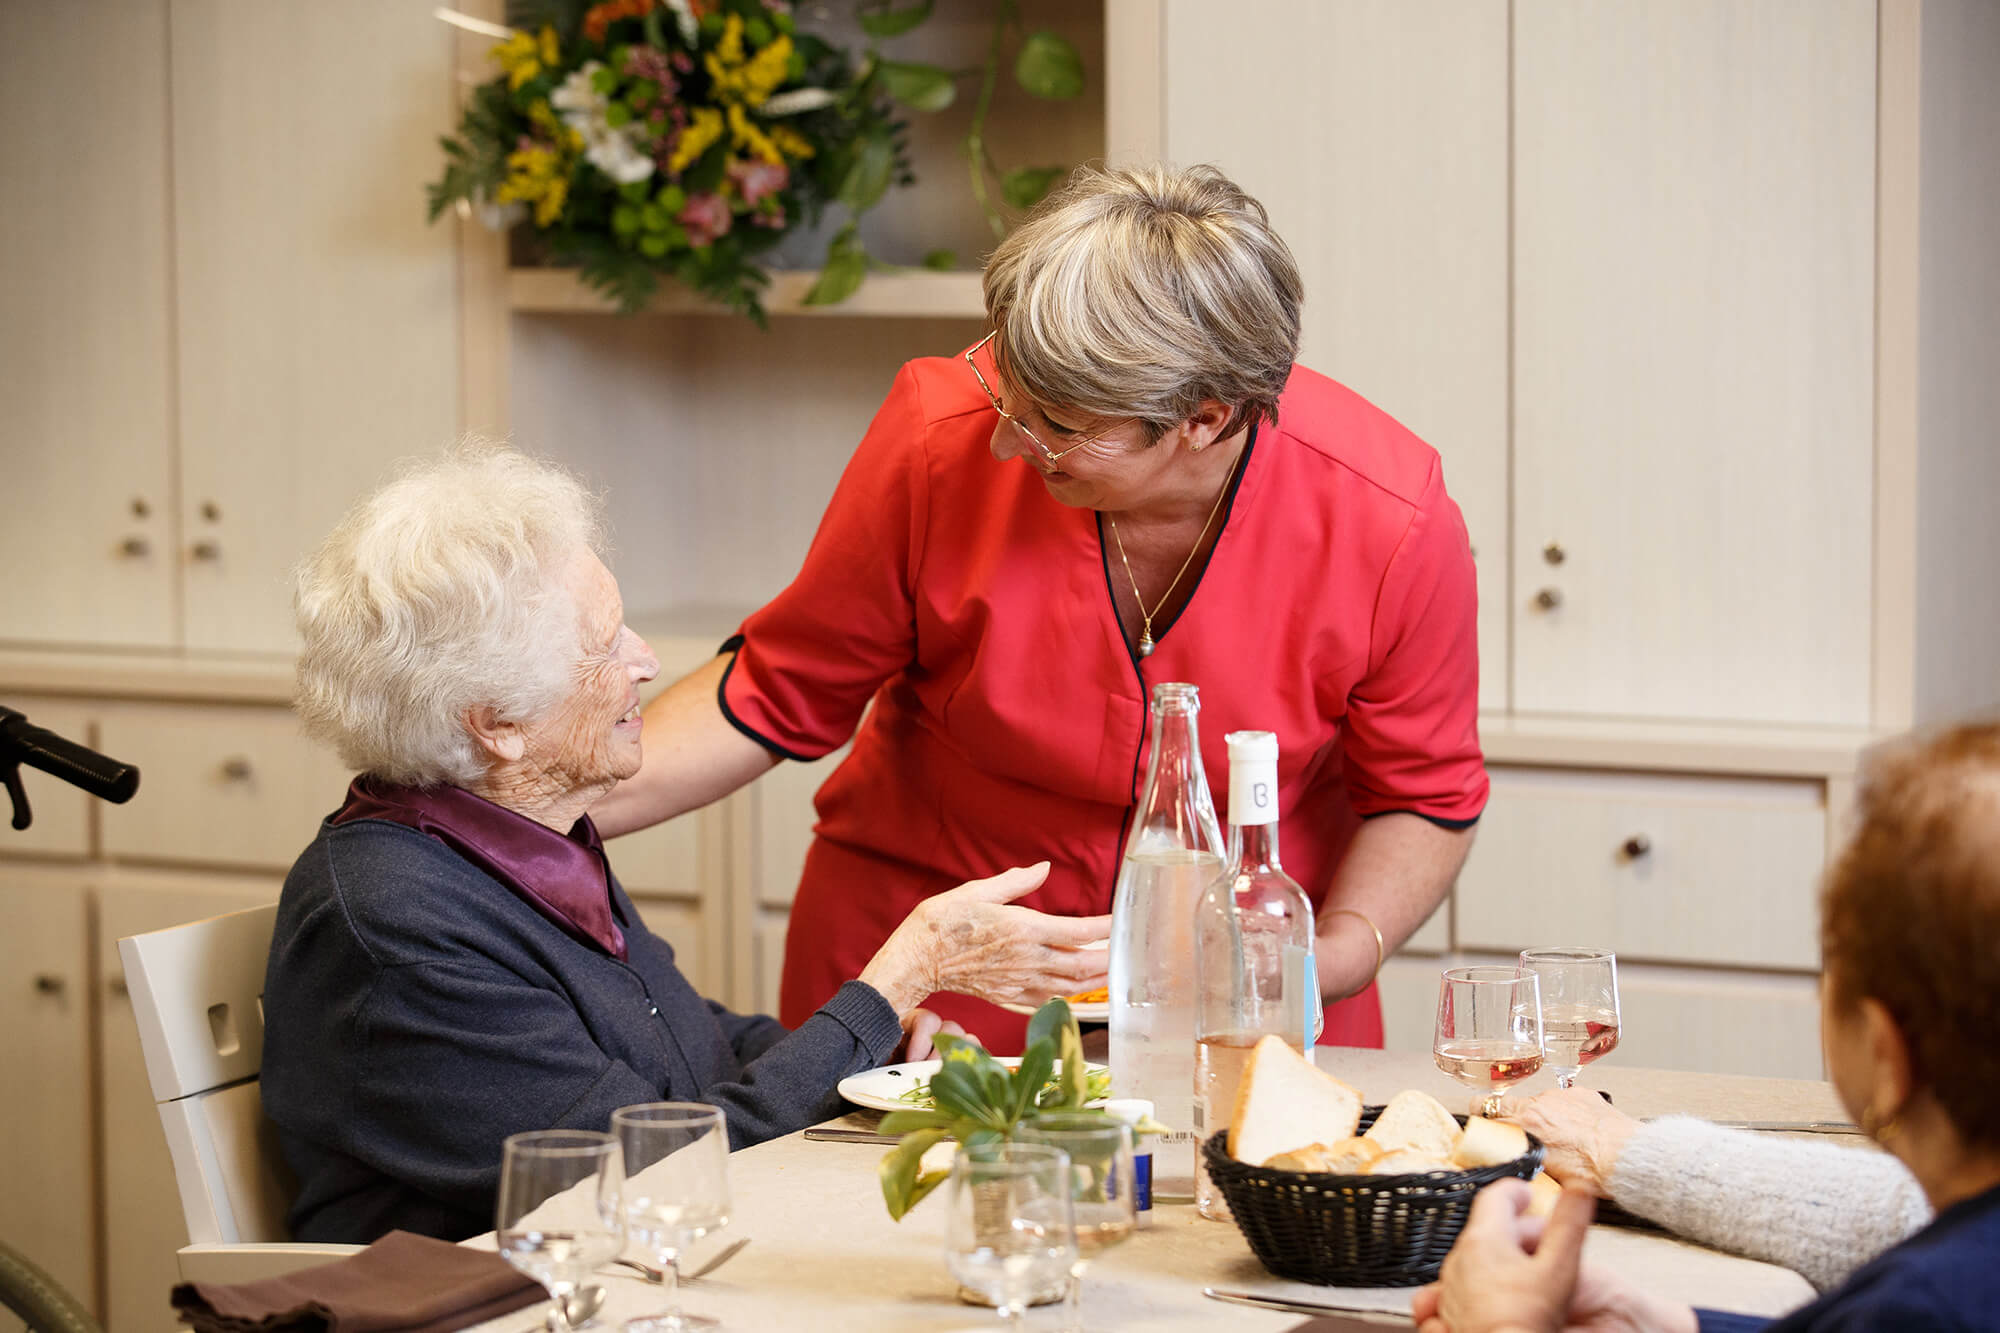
left=595, top=163, right=1487, bottom=1053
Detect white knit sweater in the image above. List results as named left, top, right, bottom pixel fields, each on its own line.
left=1608, top=1115, right=1931, bottom=1292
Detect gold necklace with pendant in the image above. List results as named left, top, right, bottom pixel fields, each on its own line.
left=1106, top=447, right=1243, bottom=658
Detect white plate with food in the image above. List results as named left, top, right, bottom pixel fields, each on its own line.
left=837, top=1057, right=1112, bottom=1113
left=997, top=995, right=1110, bottom=1023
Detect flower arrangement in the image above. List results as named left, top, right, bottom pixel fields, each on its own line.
left=429, top=0, right=1086, bottom=321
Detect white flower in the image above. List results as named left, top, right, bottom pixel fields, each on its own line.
left=663, top=0, right=699, bottom=45
left=552, top=61, right=655, bottom=186
left=760, top=87, right=838, bottom=116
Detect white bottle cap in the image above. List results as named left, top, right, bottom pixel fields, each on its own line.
left=1225, top=729, right=1279, bottom=826
left=1102, top=1098, right=1154, bottom=1127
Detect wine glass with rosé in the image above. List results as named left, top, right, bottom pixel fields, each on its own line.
left=1433, top=966, right=1545, bottom=1117
left=1519, top=948, right=1622, bottom=1089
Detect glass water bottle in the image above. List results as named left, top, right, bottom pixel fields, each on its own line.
left=1108, top=682, right=1224, bottom=1203
left=1193, top=730, right=1319, bottom=1219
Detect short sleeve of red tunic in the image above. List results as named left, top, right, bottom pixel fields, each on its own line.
left=716, top=362, right=933, bottom=760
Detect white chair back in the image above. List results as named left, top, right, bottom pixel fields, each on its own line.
left=118, top=904, right=291, bottom=1245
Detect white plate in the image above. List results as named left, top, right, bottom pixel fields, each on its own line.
left=998, top=999, right=1110, bottom=1023
left=837, top=1057, right=1109, bottom=1113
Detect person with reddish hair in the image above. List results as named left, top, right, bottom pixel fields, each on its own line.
left=1414, top=721, right=2000, bottom=1332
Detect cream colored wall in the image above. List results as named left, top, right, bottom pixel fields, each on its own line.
left=1914, top=0, right=2000, bottom=723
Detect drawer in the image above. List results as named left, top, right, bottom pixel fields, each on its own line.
left=0, top=696, right=93, bottom=858
left=749, top=748, right=844, bottom=908
left=1457, top=768, right=1825, bottom=969
left=96, top=702, right=353, bottom=871
left=1614, top=963, right=1824, bottom=1081
left=607, top=810, right=710, bottom=897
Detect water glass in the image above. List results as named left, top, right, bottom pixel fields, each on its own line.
left=612, top=1103, right=731, bottom=1333
left=944, top=1142, right=1078, bottom=1325
left=1518, top=947, right=1622, bottom=1089
left=1433, top=966, right=1544, bottom=1117
left=495, top=1130, right=624, bottom=1333
left=1017, top=1113, right=1138, bottom=1333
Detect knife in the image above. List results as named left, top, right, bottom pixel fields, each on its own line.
left=803, top=1126, right=900, bottom=1144
left=1202, top=1288, right=1412, bottom=1324
left=1695, top=1120, right=1863, bottom=1136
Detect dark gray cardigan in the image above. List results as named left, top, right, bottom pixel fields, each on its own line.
left=261, top=815, right=905, bottom=1243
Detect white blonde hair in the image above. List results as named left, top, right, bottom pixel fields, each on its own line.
left=981, top=162, right=1304, bottom=441
left=293, top=441, right=605, bottom=787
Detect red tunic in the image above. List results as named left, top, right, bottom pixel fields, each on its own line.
left=721, top=351, right=1486, bottom=1054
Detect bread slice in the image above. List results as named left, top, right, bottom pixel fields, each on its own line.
left=1524, top=1170, right=1563, bottom=1219
left=1452, top=1115, right=1530, bottom=1168
left=1363, top=1089, right=1461, bottom=1159
left=1368, top=1147, right=1454, bottom=1175
left=1227, top=1035, right=1363, bottom=1165
left=1263, top=1135, right=1382, bottom=1175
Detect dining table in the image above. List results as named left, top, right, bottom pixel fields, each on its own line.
left=468, top=1047, right=1870, bottom=1332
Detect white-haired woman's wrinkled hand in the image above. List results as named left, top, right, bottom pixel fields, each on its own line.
left=859, top=862, right=1111, bottom=1017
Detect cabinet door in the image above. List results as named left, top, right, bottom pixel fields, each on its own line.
left=1159, top=0, right=1509, bottom=709
left=1512, top=1, right=1876, bottom=724
left=169, top=1, right=461, bottom=655
left=0, top=1, right=177, bottom=650
left=99, top=872, right=283, bottom=1333
left=0, top=868, right=97, bottom=1318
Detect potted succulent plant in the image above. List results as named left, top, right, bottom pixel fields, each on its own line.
left=875, top=998, right=1144, bottom=1219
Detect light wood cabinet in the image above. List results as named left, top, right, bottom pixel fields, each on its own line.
left=0, top=0, right=460, bottom=658
left=0, top=866, right=96, bottom=1317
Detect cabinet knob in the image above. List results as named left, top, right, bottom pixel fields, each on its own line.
left=130, top=497, right=152, bottom=518
left=108, top=976, right=128, bottom=998
left=200, top=500, right=222, bottom=522
left=1543, top=541, right=1566, bottom=566
left=1622, top=835, right=1652, bottom=859
left=119, top=536, right=151, bottom=558
left=190, top=540, right=222, bottom=561
left=32, top=974, right=65, bottom=996
left=1535, top=587, right=1563, bottom=610
left=220, top=756, right=254, bottom=781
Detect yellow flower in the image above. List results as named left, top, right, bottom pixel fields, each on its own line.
left=492, top=25, right=562, bottom=91
left=669, top=106, right=725, bottom=174
left=727, top=104, right=783, bottom=166
left=495, top=126, right=574, bottom=228
left=768, top=124, right=814, bottom=161
left=704, top=15, right=793, bottom=109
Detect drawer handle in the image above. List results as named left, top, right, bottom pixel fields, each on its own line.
left=108, top=977, right=128, bottom=998
left=1622, top=835, right=1653, bottom=860
left=33, top=974, right=66, bottom=996
left=119, top=536, right=151, bottom=558
left=220, top=756, right=254, bottom=781
left=1543, top=541, right=1566, bottom=566
left=1535, top=587, right=1563, bottom=611
left=190, top=540, right=222, bottom=562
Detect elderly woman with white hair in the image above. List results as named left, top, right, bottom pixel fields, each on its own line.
left=593, top=161, right=1487, bottom=1056
left=261, top=445, right=1109, bottom=1244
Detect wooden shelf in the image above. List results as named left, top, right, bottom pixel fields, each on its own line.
left=508, top=267, right=988, bottom=319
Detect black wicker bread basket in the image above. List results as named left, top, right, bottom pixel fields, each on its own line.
left=1201, top=1107, right=1544, bottom=1287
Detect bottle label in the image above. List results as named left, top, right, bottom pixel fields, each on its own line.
left=1132, top=1152, right=1152, bottom=1213
left=1228, top=759, right=1279, bottom=827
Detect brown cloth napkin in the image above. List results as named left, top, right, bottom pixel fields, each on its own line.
left=171, top=1231, right=545, bottom=1333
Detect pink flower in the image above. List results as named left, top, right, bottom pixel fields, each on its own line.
left=678, top=192, right=733, bottom=247
left=727, top=159, right=789, bottom=207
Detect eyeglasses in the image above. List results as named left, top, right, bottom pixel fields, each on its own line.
left=965, top=330, right=1129, bottom=468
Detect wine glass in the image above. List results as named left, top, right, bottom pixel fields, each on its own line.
left=1017, top=1112, right=1138, bottom=1333
left=1433, top=966, right=1545, bottom=1117
left=611, top=1104, right=732, bottom=1333
left=495, top=1130, right=625, bottom=1333
left=944, top=1141, right=1078, bottom=1326
left=1519, top=947, right=1622, bottom=1089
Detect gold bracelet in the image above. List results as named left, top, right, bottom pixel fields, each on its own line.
left=1327, top=908, right=1385, bottom=987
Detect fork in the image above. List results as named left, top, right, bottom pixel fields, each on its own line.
left=610, top=1237, right=751, bottom=1284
